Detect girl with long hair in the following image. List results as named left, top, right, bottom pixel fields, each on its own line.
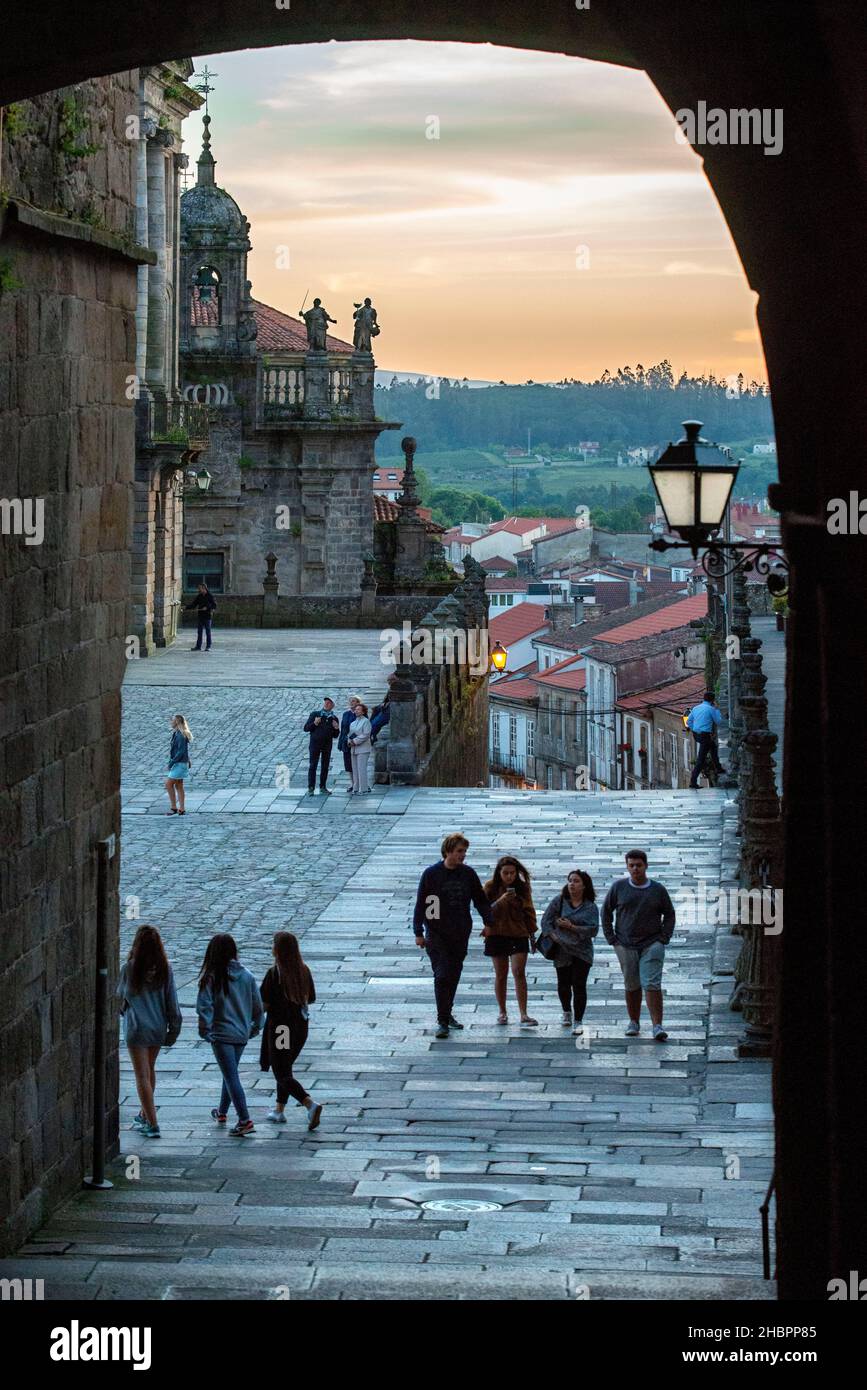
left=260, top=931, right=322, bottom=1130
left=196, top=933, right=263, bottom=1136
left=481, top=855, right=538, bottom=1027
left=165, top=713, right=193, bottom=816
left=538, top=869, right=599, bottom=1035
left=117, top=925, right=181, bottom=1139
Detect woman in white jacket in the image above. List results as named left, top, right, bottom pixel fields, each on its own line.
left=348, top=702, right=373, bottom=795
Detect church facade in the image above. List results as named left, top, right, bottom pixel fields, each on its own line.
left=178, top=115, right=399, bottom=622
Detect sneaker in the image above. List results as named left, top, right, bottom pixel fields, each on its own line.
left=345, top=787, right=354, bottom=794
left=307, top=788, right=316, bottom=797
left=266, top=1109, right=287, bottom=1124
left=520, top=1016, right=539, bottom=1028
left=561, top=1011, right=573, bottom=1028
left=447, top=1015, right=464, bottom=1030
left=141, top=1123, right=161, bottom=1138
left=572, top=1022, right=584, bottom=1036
left=210, top=1108, right=227, bottom=1124
left=652, top=1023, right=669, bottom=1042
left=362, top=788, right=372, bottom=794
left=190, top=647, right=201, bottom=651
left=131, top=1112, right=147, bottom=1129
left=625, top=1019, right=640, bottom=1036
left=435, top=1022, right=450, bottom=1039
left=306, top=1102, right=323, bottom=1132
left=320, top=787, right=331, bottom=796
left=229, top=1119, right=255, bottom=1136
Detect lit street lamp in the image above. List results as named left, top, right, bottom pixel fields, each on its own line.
left=647, top=421, right=787, bottom=592
left=490, top=641, right=508, bottom=674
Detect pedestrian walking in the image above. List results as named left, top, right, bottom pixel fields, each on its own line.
left=687, top=690, right=724, bottom=788
left=337, top=695, right=360, bottom=787
left=259, top=931, right=322, bottom=1131
left=481, top=855, right=538, bottom=1026
left=304, top=696, right=340, bottom=795
left=186, top=581, right=217, bottom=651
left=164, top=713, right=192, bottom=815
left=117, top=925, right=182, bottom=1138
left=601, top=850, right=675, bottom=1041
left=196, top=934, right=263, bottom=1135
left=348, top=701, right=373, bottom=794
left=412, top=832, right=493, bottom=1038
left=537, top=869, right=599, bottom=1036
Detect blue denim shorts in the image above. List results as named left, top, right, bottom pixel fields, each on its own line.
left=614, top=940, right=665, bottom=991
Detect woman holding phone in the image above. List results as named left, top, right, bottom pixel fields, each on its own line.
left=481, top=855, right=538, bottom=1026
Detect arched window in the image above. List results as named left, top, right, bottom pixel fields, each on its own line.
left=191, top=265, right=221, bottom=326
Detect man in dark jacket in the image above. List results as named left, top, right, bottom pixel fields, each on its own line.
left=304, top=697, right=340, bottom=795
left=601, top=848, right=675, bottom=1041
left=186, top=582, right=217, bottom=651
left=413, top=832, right=493, bottom=1037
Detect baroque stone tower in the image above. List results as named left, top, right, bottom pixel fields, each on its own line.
left=178, top=115, right=399, bottom=619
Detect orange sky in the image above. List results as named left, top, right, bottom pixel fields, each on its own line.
left=186, top=42, right=767, bottom=385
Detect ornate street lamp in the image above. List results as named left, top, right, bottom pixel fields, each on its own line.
left=185, top=466, right=212, bottom=493
left=647, top=421, right=787, bottom=591
left=490, top=641, right=508, bottom=674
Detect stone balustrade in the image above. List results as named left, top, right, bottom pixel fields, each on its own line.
left=256, top=351, right=375, bottom=426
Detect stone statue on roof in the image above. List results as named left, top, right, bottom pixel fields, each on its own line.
left=299, top=297, right=336, bottom=352
left=352, top=297, right=380, bottom=354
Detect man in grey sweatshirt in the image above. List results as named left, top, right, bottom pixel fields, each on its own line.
left=601, top=848, right=675, bottom=1041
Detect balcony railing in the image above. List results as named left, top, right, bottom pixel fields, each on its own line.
left=491, top=750, right=527, bottom=776
left=135, top=395, right=209, bottom=450
left=257, top=352, right=374, bottom=427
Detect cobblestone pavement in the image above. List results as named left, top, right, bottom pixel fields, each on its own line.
left=4, top=633, right=774, bottom=1300
left=122, top=630, right=393, bottom=789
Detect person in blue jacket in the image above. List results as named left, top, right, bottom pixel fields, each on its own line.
left=117, top=924, right=182, bottom=1139
left=196, top=934, right=263, bottom=1136
left=687, top=691, right=724, bottom=788
left=164, top=713, right=192, bottom=815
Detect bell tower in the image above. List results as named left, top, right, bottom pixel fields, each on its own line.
left=179, top=111, right=257, bottom=358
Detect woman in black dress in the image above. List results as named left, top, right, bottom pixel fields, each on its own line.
left=259, top=931, right=322, bottom=1131
left=482, top=856, right=538, bottom=1027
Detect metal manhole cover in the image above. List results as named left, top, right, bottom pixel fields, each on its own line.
left=421, top=1198, right=503, bottom=1213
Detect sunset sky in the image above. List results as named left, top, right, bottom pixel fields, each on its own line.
left=185, top=41, right=767, bottom=385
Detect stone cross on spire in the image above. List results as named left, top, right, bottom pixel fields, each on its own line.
left=193, top=66, right=219, bottom=188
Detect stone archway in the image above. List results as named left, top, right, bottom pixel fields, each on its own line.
left=1, top=2, right=865, bottom=1300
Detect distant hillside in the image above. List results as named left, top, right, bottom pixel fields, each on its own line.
left=374, top=361, right=774, bottom=458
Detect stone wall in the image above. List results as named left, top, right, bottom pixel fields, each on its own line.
left=180, top=588, right=455, bottom=631
left=0, top=74, right=142, bottom=1254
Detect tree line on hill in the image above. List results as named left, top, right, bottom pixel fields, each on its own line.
left=375, top=360, right=773, bottom=456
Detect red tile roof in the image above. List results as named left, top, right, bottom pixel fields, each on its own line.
left=252, top=299, right=354, bottom=353
left=486, top=578, right=530, bottom=592
left=373, top=495, right=442, bottom=532
left=481, top=555, right=516, bottom=571
left=490, top=676, right=539, bottom=701
left=485, top=516, right=547, bottom=537
left=489, top=602, right=552, bottom=646
left=189, top=290, right=356, bottom=352
left=533, top=654, right=587, bottom=691
left=593, top=593, right=707, bottom=644
left=616, top=672, right=706, bottom=712
left=373, top=467, right=405, bottom=490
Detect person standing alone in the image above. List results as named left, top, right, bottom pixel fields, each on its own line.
left=304, top=696, right=340, bottom=795
left=601, top=850, right=675, bottom=1041
left=687, top=690, right=724, bottom=788
left=413, top=833, right=493, bottom=1038
left=164, top=713, right=192, bottom=815
left=186, top=581, right=217, bottom=652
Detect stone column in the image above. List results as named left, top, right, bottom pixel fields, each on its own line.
left=385, top=666, right=427, bottom=785
left=729, top=634, right=783, bottom=1056
left=134, top=117, right=156, bottom=389
left=360, top=550, right=377, bottom=620
left=262, top=550, right=279, bottom=626
left=351, top=352, right=375, bottom=420
left=145, top=129, right=173, bottom=402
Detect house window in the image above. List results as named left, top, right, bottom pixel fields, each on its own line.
left=509, top=714, right=518, bottom=758
left=185, top=551, right=224, bottom=593
left=527, top=720, right=535, bottom=756
left=561, top=770, right=569, bottom=789
left=546, top=766, right=553, bottom=789
left=670, top=733, right=678, bottom=772
left=492, top=715, right=501, bottom=752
